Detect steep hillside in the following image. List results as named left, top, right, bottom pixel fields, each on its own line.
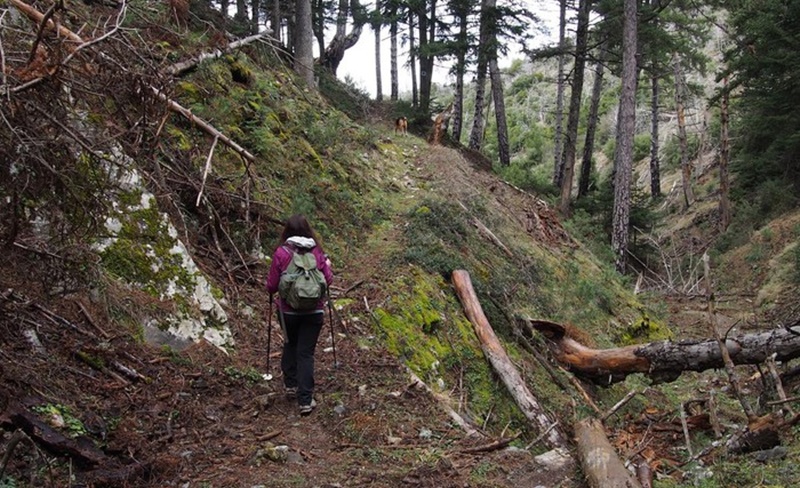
left=2, top=2, right=800, bottom=488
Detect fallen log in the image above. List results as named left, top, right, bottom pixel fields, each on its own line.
left=3, top=404, right=107, bottom=468
left=528, top=319, right=800, bottom=385
left=452, top=270, right=568, bottom=448
left=575, top=418, right=642, bottom=488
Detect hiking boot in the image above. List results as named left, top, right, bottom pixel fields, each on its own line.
left=299, top=399, right=317, bottom=416
left=285, top=386, right=298, bottom=399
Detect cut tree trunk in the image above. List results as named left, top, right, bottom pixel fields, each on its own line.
left=575, top=418, right=642, bottom=488
left=528, top=319, right=800, bottom=385
left=452, top=270, right=568, bottom=448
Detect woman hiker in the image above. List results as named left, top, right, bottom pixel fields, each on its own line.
left=266, top=214, right=334, bottom=415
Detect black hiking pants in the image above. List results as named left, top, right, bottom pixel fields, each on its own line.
left=279, top=311, right=324, bottom=407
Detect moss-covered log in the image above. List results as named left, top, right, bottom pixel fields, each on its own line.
left=529, top=319, right=800, bottom=385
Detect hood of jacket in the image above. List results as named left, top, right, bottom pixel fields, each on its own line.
left=285, top=236, right=316, bottom=250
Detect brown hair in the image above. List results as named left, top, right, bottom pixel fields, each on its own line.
left=279, top=214, right=318, bottom=243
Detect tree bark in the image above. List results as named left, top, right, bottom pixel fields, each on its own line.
left=489, top=58, right=510, bottom=166
left=251, top=0, right=261, bottom=34
left=674, top=53, right=694, bottom=209
left=559, top=0, right=591, bottom=217
left=452, top=270, right=568, bottom=448
left=451, top=0, right=469, bottom=142
left=271, top=0, right=281, bottom=42
left=578, top=50, right=605, bottom=198
left=649, top=72, right=661, bottom=198
left=528, top=319, right=800, bottom=386
left=390, top=5, right=399, bottom=100
left=417, top=0, right=436, bottom=114
left=553, top=0, right=567, bottom=186
left=373, top=18, right=383, bottom=100
left=719, top=76, right=731, bottom=231
left=409, top=11, right=418, bottom=107
left=468, top=0, right=493, bottom=151
left=575, top=418, right=643, bottom=488
left=294, top=0, right=315, bottom=86
left=612, top=0, right=638, bottom=274
left=320, top=0, right=366, bottom=75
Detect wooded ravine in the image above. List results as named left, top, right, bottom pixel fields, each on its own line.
left=1, top=1, right=800, bottom=487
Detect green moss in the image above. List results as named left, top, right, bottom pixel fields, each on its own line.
left=225, top=54, right=253, bottom=84
left=165, top=126, right=192, bottom=151
left=616, top=310, right=673, bottom=345
left=100, top=193, right=195, bottom=300
left=76, top=350, right=105, bottom=370
left=176, top=81, right=202, bottom=103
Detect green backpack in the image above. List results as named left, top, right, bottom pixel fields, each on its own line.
left=278, top=249, right=327, bottom=310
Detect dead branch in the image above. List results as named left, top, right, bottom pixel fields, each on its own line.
left=8, top=0, right=257, bottom=165
left=163, top=32, right=272, bottom=76
left=703, top=252, right=756, bottom=420
left=679, top=402, right=693, bottom=457
left=472, top=218, right=513, bottom=257
left=459, top=435, right=519, bottom=454
left=154, top=88, right=257, bottom=163
left=600, top=389, right=638, bottom=424
left=407, top=369, right=483, bottom=438
left=196, top=135, right=219, bottom=207
left=0, top=430, right=28, bottom=481
left=766, top=354, right=795, bottom=416
left=76, top=301, right=110, bottom=339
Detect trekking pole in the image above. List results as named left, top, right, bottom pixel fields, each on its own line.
left=327, top=289, right=338, bottom=368
left=263, top=294, right=274, bottom=381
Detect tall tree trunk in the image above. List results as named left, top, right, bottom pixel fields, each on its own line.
left=313, top=0, right=325, bottom=55
left=251, top=0, right=260, bottom=33
left=612, top=0, right=638, bottom=274
left=390, top=7, right=398, bottom=100
left=650, top=73, right=661, bottom=198
left=558, top=0, right=590, bottom=217
left=490, top=58, right=509, bottom=166
left=553, top=0, right=567, bottom=186
left=417, top=0, right=436, bottom=114
left=221, top=0, right=230, bottom=22
left=468, top=0, right=493, bottom=151
left=451, top=1, right=468, bottom=142
left=719, top=76, right=731, bottom=231
left=673, top=53, right=694, bottom=209
left=409, top=11, right=418, bottom=108
left=235, top=0, right=248, bottom=23
left=578, top=51, right=605, bottom=198
left=374, top=20, right=383, bottom=101
left=271, top=0, right=281, bottom=42
left=320, top=0, right=366, bottom=75
left=294, top=0, right=314, bottom=87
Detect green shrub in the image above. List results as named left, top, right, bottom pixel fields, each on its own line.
left=662, top=133, right=701, bottom=171
left=633, top=133, right=651, bottom=162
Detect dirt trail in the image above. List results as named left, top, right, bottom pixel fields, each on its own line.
left=0, top=134, right=583, bottom=487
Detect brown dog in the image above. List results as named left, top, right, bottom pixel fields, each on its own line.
left=394, top=116, right=408, bottom=136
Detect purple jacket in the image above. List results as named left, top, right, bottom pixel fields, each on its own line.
left=266, top=241, right=333, bottom=313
